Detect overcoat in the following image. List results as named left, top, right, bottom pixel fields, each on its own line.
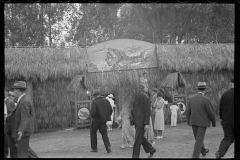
left=10, top=94, right=35, bottom=139
left=131, top=91, right=151, bottom=128
left=186, top=93, right=215, bottom=127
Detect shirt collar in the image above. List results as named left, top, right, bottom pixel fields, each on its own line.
left=198, top=92, right=204, bottom=95
left=17, top=93, right=26, bottom=104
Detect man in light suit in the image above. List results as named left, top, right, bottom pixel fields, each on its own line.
left=186, top=82, right=216, bottom=158
left=11, top=81, right=36, bottom=158
left=132, top=85, right=156, bottom=158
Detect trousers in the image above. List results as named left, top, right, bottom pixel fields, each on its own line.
left=192, top=125, right=207, bottom=158
left=217, top=121, right=234, bottom=157
left=171, top=113, right=177, bottom=126
left=151, top=109, right=157, bottom=136
left=132, top=126, right=155, bottom=158
left=5, top=133, right=18, bottom=158
left=90, top=120, right=111, bottom=151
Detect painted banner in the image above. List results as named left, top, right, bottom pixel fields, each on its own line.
left=75, top=100, right=91, bottom=127
left=173, top=96, right=187, bottom=115
left=86, top=39, right=158, bottom=72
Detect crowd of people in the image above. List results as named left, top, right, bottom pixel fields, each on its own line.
left=4, top=75, right=234, bottom=158
left=89, top=72, right=234, bottom=159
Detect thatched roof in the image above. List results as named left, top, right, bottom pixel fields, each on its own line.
left=66, top=75, right=84, bottom=92
left=161, top=72, right=187, bottom=89
left=5, top=43, right=234, bottom=82
left=5, top=47, right=86, bottom=82
left=157, top=43, right=234, bottom=72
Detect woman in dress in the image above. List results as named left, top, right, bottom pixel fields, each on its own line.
left=153, top=91, right=165, bottom=139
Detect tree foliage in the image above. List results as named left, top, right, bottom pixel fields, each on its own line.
left=4, top=3, right=234, bottom=48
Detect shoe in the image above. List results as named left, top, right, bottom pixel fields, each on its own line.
left=201, top=148, right=209, bottom=157
left=120, top=145, right=126, bottom=149
left=148, top=149, right=156, bottom=158
left=215, top=151, right=222, bottom=159
left=90, top=149, right=98, bottom=152
left=107, top=146, right=111, bottom=153
left=128, top=144, right=133, bottom=148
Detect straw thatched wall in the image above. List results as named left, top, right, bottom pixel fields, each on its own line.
left=4, top=43, right=234, bottom=129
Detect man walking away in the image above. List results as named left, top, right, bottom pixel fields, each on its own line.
left=90, top=90, right=113, bottom=153
left=186, top=82, right=216, bottom=158
left=216, top=78, right=234, bottom=159
left=132, top=85, right=156, bottom=158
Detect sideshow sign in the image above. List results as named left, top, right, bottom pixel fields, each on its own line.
left=75, top=100, right=91, bottom=127
left=86, top=39, right=158, bottom=72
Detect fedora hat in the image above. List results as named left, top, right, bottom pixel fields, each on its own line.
left=12, top=81, right=27, bottom=90
left=196, top=82, right=207, bottom=88
left=93, top=90, right=101, bottom=97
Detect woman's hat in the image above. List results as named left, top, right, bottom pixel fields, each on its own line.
left=196, top=82, right=207, bottom=89
left=107, top=94, right=114, bottom=99
left=12, top=81, right=27, bottom=90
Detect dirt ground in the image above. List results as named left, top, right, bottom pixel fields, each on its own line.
left=29, top=120, right=234, bottom=158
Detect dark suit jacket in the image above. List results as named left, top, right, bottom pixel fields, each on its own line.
left=186, top=93, right=216, bottom=127
left=91, top=96, right=113, bottom=122
left=11, top=94, right=35, bottom=139
left=132, top=91, right=151, bottom=128
left=219, top=88, right=234, bottom=122
left=5, top=98, right=16, bottom=134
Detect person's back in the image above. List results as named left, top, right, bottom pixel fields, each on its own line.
left=170, top=105, right=178, bottom=114
left=91, top=96, right=112, bottom=122
left=220, top=88, right=234, bottom=122
left=187, top=93, right=215, bottom=127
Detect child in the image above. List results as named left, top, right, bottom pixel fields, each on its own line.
left=170, top=102, right=179, bottom=127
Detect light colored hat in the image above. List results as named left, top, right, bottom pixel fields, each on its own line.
left=196, top=82, right=207, bottom=89
left=107, top=94, right=114, bottom=99
left=12, top=81, right=27, bottom=90
left=8, top=91, right=15, bottom=97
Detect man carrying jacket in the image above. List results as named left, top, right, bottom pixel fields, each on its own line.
left=215, top=78, right=234, bottom=159
left=90, top=90, right=113, bottom=153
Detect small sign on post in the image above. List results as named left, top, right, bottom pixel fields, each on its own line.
left=75, top=100, right=91, bottom=128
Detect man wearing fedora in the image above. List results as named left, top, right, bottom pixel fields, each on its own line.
left=5, top=87, right=18, bottom=158
left=10, top=81, right=36, bottom=158
left=186, top=82, right=216, bottom=158
left=215, top=78, right=234, bottom=159
left=90, top=90, right=113, bottom=153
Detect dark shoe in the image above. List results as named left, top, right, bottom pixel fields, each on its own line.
left=148, top=149, right=156, bottom=158
left=90, top=149, right=98, bottom=152
left=215, top=151, right=222, bottom=159
left=201, top=148, right=209, bottom=157
left=107, top=147, right=111, bottom=153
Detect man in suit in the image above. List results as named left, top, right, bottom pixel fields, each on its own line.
left=90, top=90, right=113, bottom=153
left=215, top=78, right=234, bottom=159
left=5, top=87, right=18, bottom=158
left=11, top=81, right=36, bottom=158
left=132, top=85, right=156, bottom=158
left=186, top=82, right=216, bottom=158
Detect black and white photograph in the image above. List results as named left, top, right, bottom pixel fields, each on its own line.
left=4, top=3, right=234, bottom=158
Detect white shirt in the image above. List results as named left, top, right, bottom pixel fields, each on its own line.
left=4, top=103, right=7, bottom=115
left=170, top=105, right=179, bottom=114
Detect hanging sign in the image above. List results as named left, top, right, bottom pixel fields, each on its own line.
left=173, top=96, right=187, bottom=115
left=86, top=39, right=158, bottom=72
left=75, top=100, right=91, bottom=127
